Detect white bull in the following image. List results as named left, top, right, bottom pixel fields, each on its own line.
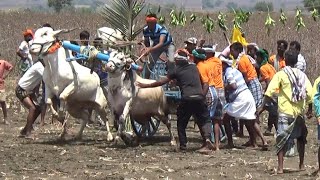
left=29, top=27, right=113, bottom=141
left=105, top=51, right=176, bottom=146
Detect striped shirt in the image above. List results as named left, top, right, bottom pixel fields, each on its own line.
left=224, top=67, right=248, bottom=101
left=143, top=24, right=173, bottom=47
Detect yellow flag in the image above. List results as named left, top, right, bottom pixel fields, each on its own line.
left=231, top=26, right=248, bottom=46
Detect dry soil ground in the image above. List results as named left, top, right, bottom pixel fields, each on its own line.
left=0, top=107, right=319, bottom=180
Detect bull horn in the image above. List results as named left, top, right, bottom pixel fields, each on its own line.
left=53, top=28, right=78, bottom=37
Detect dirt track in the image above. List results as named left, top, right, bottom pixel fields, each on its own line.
left=0, top=108, right=319, bottom=180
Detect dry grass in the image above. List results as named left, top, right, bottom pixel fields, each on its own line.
left=0, top=10, right=319, bottom=81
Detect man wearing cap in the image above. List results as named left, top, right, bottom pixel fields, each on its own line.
left=142, top=14, right=175, bottom=78
left=184, top=37, right=206, bottom=63
left=17, top=29, right=34, bottom=76
left=137, top=50, right=214, bottom=153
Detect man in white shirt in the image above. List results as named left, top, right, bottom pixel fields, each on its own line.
left=289, top=41, right=306, bottom=72
left=16, top=29, right=34, bottom=75
left=15, top=61, right=44, bottom=138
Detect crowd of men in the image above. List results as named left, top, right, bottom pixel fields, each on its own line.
left=138, top=14, right=320, bottom=174
left=0, top=13, right=319, bottom=175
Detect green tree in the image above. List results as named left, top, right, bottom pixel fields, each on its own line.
left=254, top=1, right=273, bottom=12
left=304, top=0, right=320, bottom=11
left=48, top=0, right=73, bottom=13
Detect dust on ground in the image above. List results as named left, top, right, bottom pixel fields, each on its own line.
left=0, top=107, right=319, bottom=180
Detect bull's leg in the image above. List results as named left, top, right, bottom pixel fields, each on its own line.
left=45, top=85, right=59, bottom=118
left=71, top=107, right=90, bottom=140
left=58, top=83, right=75, bottom=120
left=115, top=99, right=133, bottom=143
left=159, top=115, right=177, bottom=146
left=97, top=108, right=113, bottom=142
left=59, top=118, right=68, bottom=140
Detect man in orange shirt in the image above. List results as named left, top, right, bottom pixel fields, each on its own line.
left=269, top=40, right=288, bottom=72
left=193, top=49, right=218, bottom=123
left=230, top=42, right=267, bottom=147
left=256, top=49, right=278, bottom=136
left=0, top=56, right=13, bottom=124
left=203, top=45, right=226, bottom=150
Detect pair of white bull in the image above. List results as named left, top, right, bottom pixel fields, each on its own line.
left=29, top=27, right=176, bottom=146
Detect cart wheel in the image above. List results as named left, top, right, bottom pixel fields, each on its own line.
left=131, top=116, right=160, bottom=138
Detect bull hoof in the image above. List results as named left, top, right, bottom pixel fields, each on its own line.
left=111, top=136, right=121, bottom=146
left=107, top=133, right=114, bottom=142
left=58, top=111, right=66, bottom=121
left=121, top=133, right=139, bottom=147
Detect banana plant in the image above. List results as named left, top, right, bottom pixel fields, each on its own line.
left=177, top=10, right=187, bottom=26
left=190, top=13, right=197, bottom=23
left=232, top=8, right=251, bottom=29
left=170, top=9, right=186, bottom=26
left=265, top=9, right=275, bottom=36
left=295, top=8, right=305, bottom=31
left=279, top=8, right=287, bottom=25
left=169, top=9, right=179, bottom=26
left=201, top=15, right=215, bottom=33
left=158, top=16, right=165, bottom=24
left=311, top=8, right=319, bottom=21
left=218, top=12, right=228, bottom=31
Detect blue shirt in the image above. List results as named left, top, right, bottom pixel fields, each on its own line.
left=143, top=24, right=173, bottom=47
left=224, top=67, right=248, bottom=102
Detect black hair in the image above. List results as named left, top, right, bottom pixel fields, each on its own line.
left=195, top=48, right=206, bottom=55
left=80, top=30, right=90, bottom=39
left=42, top=23, right=52, bottom=28
left=70, top=40, right=79, bottom=46
left=146, top=13, right=157, bottom=18
left=284, top=50, right=298, bottom=66
left=230, top=42, right=243, bottom=52
left=277, top=40, right=288, bottom=49
left=289, top=41, right=301, bottom=51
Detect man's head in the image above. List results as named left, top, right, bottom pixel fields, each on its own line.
left=70, top=40, right=79, bottom=56
left=289, top=41, right=301, bottom=54
left=23, top=29, right=34, bottom=42
left=246, top=43, right=259, bottom=59
left=230, top=42, right=243, bottom=59
left=284, top=49, right=299, bottom=67
left=220, top=56, right=233, bottom=71
left=192, top=49, right=206, bottom=64
left=80, top=30, right=90, bottom=46
left=93, top=37, right=103, bottom=50
left=184, top=37, right=197, bottom=53
left=42, top=23, right=52, bottom=28
left=202, top=45, right=216, bottom=58
left=146, top=14, right=157, bottom=31
left=276, top=40, right=288, bottom=57
left=174, top=49, right=189, bottom=66
left=256, top=49, right=269, bottom=65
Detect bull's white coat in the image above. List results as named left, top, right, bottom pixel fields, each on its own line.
left=30, top=27, right=113, bottom=141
